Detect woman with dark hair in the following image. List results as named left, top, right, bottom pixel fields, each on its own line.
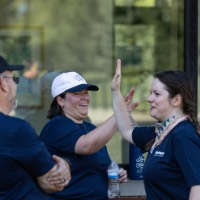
left=111, top=59, right=200, bottom=200
left=40, top=71, right=134, bottom=200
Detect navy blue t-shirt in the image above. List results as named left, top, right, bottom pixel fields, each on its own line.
left=40, top=115, right=111, bottom=200
left=0, top=112, right=54, bottom=200
left=133, top=120, right=200, bottom=200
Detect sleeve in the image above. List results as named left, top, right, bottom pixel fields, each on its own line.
left=173, top=126, right=200, bottom=187
left=40, top=118, right=87, bottom=154
left=11, top=121, right=55, bottom=177
left=132, top=126, right=155, bottom=151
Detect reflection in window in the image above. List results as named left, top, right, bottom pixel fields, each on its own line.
left=0, top=0, right=184, bottom=164
left=110, top=0, right=184, bottom=163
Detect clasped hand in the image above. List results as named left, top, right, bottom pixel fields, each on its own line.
left=47, top=155, right=71, bottom=191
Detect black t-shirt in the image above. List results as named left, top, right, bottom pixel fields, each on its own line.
left=133, top=120, right=200, bottom=200
left=40, top=115, right=111, bottom=200
left=0, top=112, right=54, bottom=200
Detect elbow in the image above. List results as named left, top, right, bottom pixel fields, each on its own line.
left=120, top=130, right=133, bottom=144
left=75, top=136, right=100, bottom=155
left=81, top=145, right=97, bottom=155
left=75, top=143, right=99, bottom=155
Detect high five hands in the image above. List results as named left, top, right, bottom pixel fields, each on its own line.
left=112, top=59, right=139, bottom=112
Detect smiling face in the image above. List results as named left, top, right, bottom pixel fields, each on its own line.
left=147, top=78, right=180, bottom=122
left=57, top=89, right=90, bottom=123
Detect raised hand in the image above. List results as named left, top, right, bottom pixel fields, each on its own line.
left=124, top=88, right=139, bottom=113
left=112, top=59, right=139, bottom=112
left=111, top=59, right=139, bottom=144
left=111, top=59, right=121, bottom=92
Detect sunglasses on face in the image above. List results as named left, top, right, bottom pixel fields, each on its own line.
left=3, top=76, right=20, bottom=84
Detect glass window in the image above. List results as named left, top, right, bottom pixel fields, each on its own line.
left=0, top=0, right=184, bottom=164
left=112, top=0, right=184, bottom=163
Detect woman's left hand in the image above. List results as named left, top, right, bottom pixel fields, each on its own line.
left=118, top=168, right=128, bottom=183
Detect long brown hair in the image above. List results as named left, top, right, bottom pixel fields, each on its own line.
left=145, top=70, right=200, bottom=151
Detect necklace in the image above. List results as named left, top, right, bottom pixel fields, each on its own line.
left=150, top=114, right=188, bottom=154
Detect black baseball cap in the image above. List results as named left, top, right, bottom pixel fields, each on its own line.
left=0, top=55, right=24, bottom=74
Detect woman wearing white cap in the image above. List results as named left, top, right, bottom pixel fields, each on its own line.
left=40, top=71, right=135, bottom=200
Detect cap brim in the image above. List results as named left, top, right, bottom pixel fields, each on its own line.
left=66, top=84, right=99, bottom=92
left=8, top=65, right=25, bottom=71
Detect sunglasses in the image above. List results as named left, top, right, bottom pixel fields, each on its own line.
left=3, top=76, right=20, bottom=84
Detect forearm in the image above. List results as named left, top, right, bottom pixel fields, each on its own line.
left=112, top=90, right=137, bottom=144
left=189, top=185, right=200, bottom=200
left=37, top=165, right=64, bottom=193
left=75, top=115, right=117, bottom=154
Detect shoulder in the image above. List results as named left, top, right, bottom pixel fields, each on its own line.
left=50, top=115, right=74, bottom=124
left=173, top=120, right=197, bottom=136
left=43, top=115, right=76, bottom=129
left=0, top=112, right=33, bottom=131
left=0, top=113, right=38, bottom=146
left=132, top=126, right=155, bottom=150
left=172, top=120, right=200, bottom=144
left=133, top=126, right=155, bottom=138
left=40, top=115, right=79, bottom=137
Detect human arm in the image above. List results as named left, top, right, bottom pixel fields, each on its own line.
left=75, top=115, right=117, bottom=154
left=13, top=121, right=71, bottom=193
left=37, top=155, right=71, bottom=193
left=111, top=59, right=139, bottom=144
left=75, top=87, right=138, bottom=155
left=189, top=186, right=200, bottom=200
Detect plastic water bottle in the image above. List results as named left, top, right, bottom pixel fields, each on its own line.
left=107, top=160, right=120, bottom=199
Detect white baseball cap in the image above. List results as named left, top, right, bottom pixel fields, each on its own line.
left=51, top=72, right=99, bottom=98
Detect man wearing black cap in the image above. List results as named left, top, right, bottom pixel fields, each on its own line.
left=0, top=55, right=71, bottom=200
